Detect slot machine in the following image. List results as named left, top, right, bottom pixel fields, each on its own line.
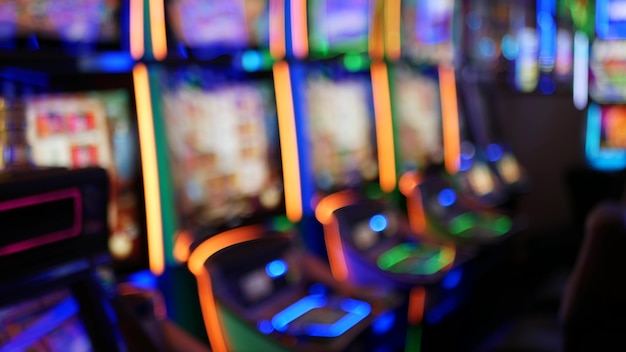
left=0, top=0, right=153, bottom=275
left=145, top=1, right=401, bottom=350
left=286, top=1, right=473, bottom=350
left=0, top=166, right=131, bottom=352
left=451, top=0, right=532, bottom=209
left=584, top=0, right=626, bottom=171
left=382, top=0, right=520, bottom=246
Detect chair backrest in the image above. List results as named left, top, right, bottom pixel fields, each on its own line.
left=560, top=201, right=626, bottom=351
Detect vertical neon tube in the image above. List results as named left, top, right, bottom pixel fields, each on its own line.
left=384, top=0, right=401, bottom=60
left=274, top=62, right=303, bottom=222
left=573, top=31, right=589, bottom=110
left=129, top=0, right=145, bottom=60
left=291, top=0, right=309, bottom=58
left=133, top=64, right=165, bottom=275
left=371, top=62, right=397, bottom=193
left=149, top=0, right=167, bottom=60
left=537, top=0, right=556, bottom=72
left=439, top=65, right=460, bottom=174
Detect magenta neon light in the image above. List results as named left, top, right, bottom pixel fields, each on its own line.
left=0, top=188, right=83, bottom=256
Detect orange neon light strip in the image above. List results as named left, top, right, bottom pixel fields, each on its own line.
left=197, top=271, right=229, bottom=352
left=291, top=0, right=309, bottom=58
left=407, top=287, right=426, bottom=325
left=273, top=62, right=303, bottom=222
left=399, top=172, right=427, bottom=234
left=187, top=225, right=264, bottom=275
left=129, top=0, right=144, bottom=59
left=270, top=0, right=287, bottom=58
left=149, top=0, right=168, bottom=60
left=439, top=65, right=461, bottom=174
left=371, top=62, right=397, bottom=193
left=314, top=191, right=358, bottom=225
left=173, top=230, right=194, bottom=263
left=324, top=218, right=349, bottom=282
left=368, top=0, right=385, bottom=59
left=133, top=64, right=165, bottom=275
left=187, top=226, right=265, bottom=352
left=315, top=191, right=359, bottom=282
left=384, top=0, right=401, bottom=60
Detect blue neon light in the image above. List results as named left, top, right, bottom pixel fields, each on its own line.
left=78, top=52, right=134, bottom=73
left=266, top=259, right=288, bottom=278
left=459, top=157, right=472, bottom=171
left=437, top=189, right=456, bottom=207
left=271, top=294, right=371, bottom=337
left=257, top=320, right=274, bottom=334
left=486, top=144, right=503, bottom=162
left=597, top=0, right=626, bottom=40
left=441, top=268, right=463, bottom=290
left=242, top=50, right=263, bottom=72
left=272, top=295, right=327, bottom=332
left=127, top=270, right=158, bottom=290
left=0, top=297, right=80, bottom=352
left=369, top=214, right=388, bottom=232
left=371, top=311, right=395, bottom=335
left=537, top=0, right=556, bottom=71
left=501, top=34, right=519, bottom=60
left=586, top=103, right=626, bottom=170
left=305, top=300, right=371, bottom=337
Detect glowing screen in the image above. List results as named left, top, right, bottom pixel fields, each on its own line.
left=166, top=0, right=270, bottom=50
left=403, top=0, right=455, bottom=63
left=306, top=73, right=378, bottom=192
left=159, top=68, right=283, bottom=228
left=600, top=104, right=626, bottom=149
left=308, top=0, right=371, bottom=54
left=394, top=67, right=444, bottom=171
left=589, top=40, right=626, bottom=103
left=0, top=0, right=120, bottom=44
left=24, top=90, right=143, bottom=264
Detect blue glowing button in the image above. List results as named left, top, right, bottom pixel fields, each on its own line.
left=369, top=214, right=388, bottom=232
left=486, top=144, right=503, bottom=162
left=437, top=188, right=456, bottom=207
left=270, top=294, right=371, bottom=338
left=265, top=259, right=288, bottom=278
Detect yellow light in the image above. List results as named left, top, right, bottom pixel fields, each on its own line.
left=129, top=0, right=145, bottom=60
left=384, top=0, right=401, bottom=60
left=149, top=0, right=168, bottom=60
left=439, top=65, right=460, bottom=174
left=371, top=62, right=396, bottom=193
left=270, top=0, right=287, bottom=59
left=133, top=64, right=165, bottom=275
left=273, top=61, right=303, bottom=223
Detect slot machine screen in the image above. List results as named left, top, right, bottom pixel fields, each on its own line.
left=402, top=0, right=455, bottom=64
left=24, top=88, right=146, bottom=271
left=307, top=0, right=371, bottom=54
left=0, top=0, right=125, bottom=53
left=164, top=0, right=271, bottom=56
left=305, top=69, right=378, bottom=193
left=393, top=66, right=444, bottom=172
left=158, top=66, right=284, bottom=230
left=589, top=40, right=626, bottom=103
left=0, top=289, right=93, bottom=351
left=600, top=104, right=626, bottom=149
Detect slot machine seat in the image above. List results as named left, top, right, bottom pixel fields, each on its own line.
left=186, top=225, right=400, bottom=352
left=315, top=190, right=456, bottom=290
left=399, top=170, right=520, bottom=247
